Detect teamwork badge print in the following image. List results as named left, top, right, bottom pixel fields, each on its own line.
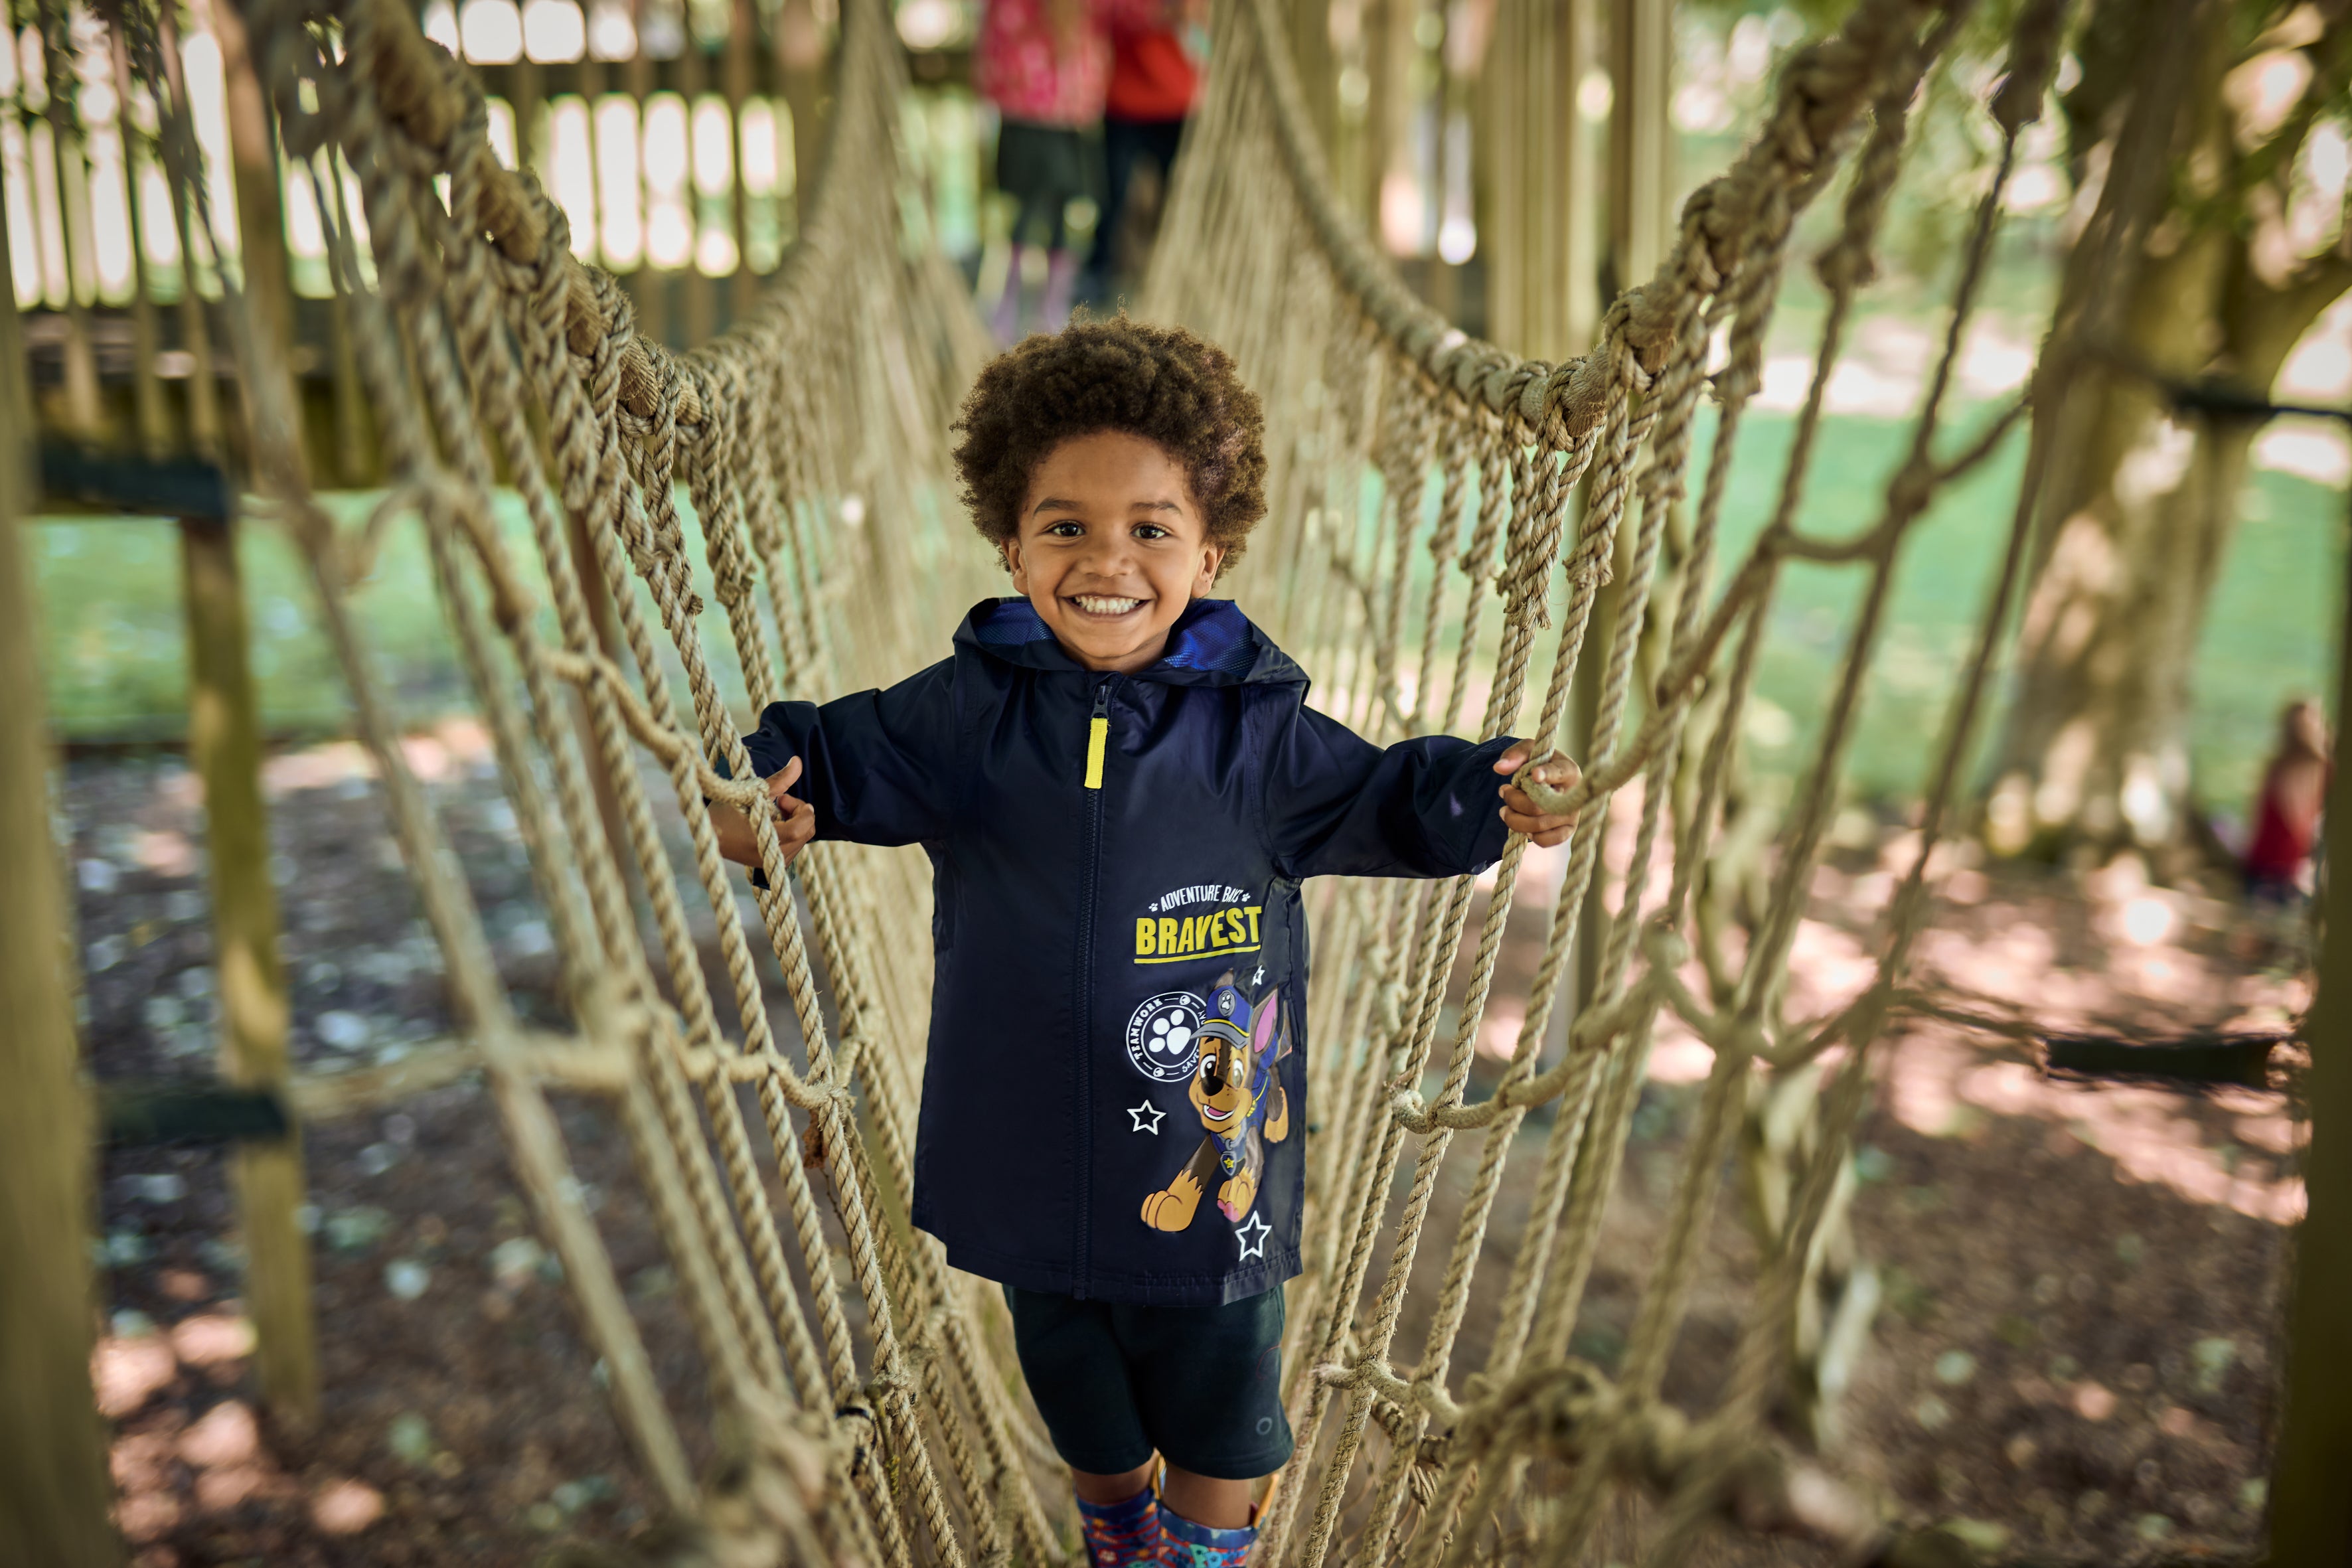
left=1125, top=992, right=1206, bottom=1084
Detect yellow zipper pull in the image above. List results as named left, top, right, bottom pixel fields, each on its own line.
left=1085, top=682, right=1110, bottom=790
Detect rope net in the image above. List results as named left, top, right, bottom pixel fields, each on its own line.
left=72, top=0, right=2112, bottom=1559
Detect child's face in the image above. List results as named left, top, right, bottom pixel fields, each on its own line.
left=1002, top=431, right=1224, bottom=674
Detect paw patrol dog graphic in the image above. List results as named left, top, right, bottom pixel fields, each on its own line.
left=1139, top=971, right=1292, bottom=1233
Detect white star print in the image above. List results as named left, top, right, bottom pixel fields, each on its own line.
left=1235, top=1211, right=1272, bottom=1259
left=1127, top=1101, right=1166, bottom=1134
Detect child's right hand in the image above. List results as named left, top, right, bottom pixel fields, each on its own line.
left=714, top=755, right=816, bottom=870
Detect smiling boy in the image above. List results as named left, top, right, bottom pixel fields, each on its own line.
left=712, top=319, right=1576, bottom=1568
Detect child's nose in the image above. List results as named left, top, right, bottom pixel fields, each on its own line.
left=1077, top=533, right=1137, bottom=574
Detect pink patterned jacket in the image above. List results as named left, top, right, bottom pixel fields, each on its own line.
left=975, top=0, right=1160, bottom=127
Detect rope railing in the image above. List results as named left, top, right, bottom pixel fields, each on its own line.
left=84, top=0, right=1059, bottom=1559
left=1137, top=0, right=2096, bottom=1563
left=27, top=0, right=2227, bottom=1559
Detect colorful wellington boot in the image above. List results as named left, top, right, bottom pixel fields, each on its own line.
left=1077, top=1487, right=1164, bottom=1568
left=1158, top=1502, right=1256, bottom=1568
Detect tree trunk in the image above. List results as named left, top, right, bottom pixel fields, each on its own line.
left=1988, top=11, right=2351, bottom=856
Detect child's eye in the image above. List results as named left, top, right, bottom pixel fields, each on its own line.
left=1133, top=523, right=1170, bottom=540
left=1044, top=520, right=1083, bottom=538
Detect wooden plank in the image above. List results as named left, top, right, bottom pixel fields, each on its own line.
left=0, top=178, right=121, bottom=1563
left=2267, top=493, right=2352, bottom=1562
left=180, top=514, right=319, bottom=1426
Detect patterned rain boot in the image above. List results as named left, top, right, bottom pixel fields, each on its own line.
left=1157, top=1502, right=1255, bottom=1568
left=1077, top=1487, right=1164, bottom=1568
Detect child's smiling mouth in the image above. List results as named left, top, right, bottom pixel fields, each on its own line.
left=1068, top=593, right=1148, bottom=619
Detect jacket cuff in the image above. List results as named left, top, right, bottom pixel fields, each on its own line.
left=1462, top=734, right=1522, bottom=873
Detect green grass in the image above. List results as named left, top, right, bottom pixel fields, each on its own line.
left=28, top=486, right=757, bottom=745
left=1690, top=406, right=2343, bottom=819
left=26, top=409, right=2344, bottom=817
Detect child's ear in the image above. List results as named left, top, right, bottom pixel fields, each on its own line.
left=1195, top=541, right=1225, bottom=594
left=1002, top=535, right=1027, bottom=592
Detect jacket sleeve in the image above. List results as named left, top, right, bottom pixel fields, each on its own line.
left=740, top=657, right=960, bottom=847
left=1262, top=702, right=1519, bottom=880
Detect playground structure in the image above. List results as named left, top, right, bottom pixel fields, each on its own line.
left=3, top=0, right=2350, bottom=1564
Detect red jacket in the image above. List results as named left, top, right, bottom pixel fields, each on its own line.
left=1107, top=23, right=1198, bottom=121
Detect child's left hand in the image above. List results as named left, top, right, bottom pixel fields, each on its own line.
left=1494, top=742, right=1582, bottom=846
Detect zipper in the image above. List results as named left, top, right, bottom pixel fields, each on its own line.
left=1072, top=676, right=1113, bottom=1296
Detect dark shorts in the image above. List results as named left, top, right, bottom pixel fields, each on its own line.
left=1002, top=1284, right=1294, bottom=1480
left=994, top=119, right=1098, bottom=248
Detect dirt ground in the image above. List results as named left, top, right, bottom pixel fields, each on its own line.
left=67, top=729, right=2304, bottom=1566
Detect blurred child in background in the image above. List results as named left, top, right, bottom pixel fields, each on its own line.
left=1084, top=0, right=1205, bottom=304
left=976, top=0, right=1111, bottom=339
left=2243, top=698, right=2330, bottom=902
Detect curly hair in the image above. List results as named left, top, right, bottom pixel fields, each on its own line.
left=951, top=316, right=1269, bottom=577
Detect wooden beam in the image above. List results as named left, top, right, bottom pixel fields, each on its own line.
left=0, top=189, right=120, bottom=1563
left=2268, top=491, right=2352, bottom=1563
left=181, top=514, right=319, bottom=1426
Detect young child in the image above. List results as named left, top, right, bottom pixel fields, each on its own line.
left=712, top=319, right=1578, bottom=1568
left=2244, top=697, right=2329, bottom=901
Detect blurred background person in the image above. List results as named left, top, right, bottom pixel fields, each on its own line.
left=976, top=0, right=1111, bottom=338
left=1083, top=0, right=1204, bottom=305
left=2243, top=698, right=2330, bottom=902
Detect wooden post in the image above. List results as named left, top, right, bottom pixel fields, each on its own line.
left=726, top=0, right=757, bottom=314
left=1540, top=0, right=1598, bottom=356
left=181, top=514, right=318, bottom=1425
left=1363, top=0, right=1418, bottom=238
left=321, top=163, right=376, bottom=485
left=1603, top=0, right=1671, bottom=301
left=37, top=0, right=108, bottom=443
left=1478, top=0, right=1596, bottom=359
left=680, top=33, right=715, bottom=347
left=110, top=24, right=174, bottom=459
left=2267, top=487, right=2352, bottom=1563
left=773, top=0, right=824, bottom=228
left=154, top=0, right=224, bottom=460
left=626, top=0, right=668, bottom=345
left=199, top=0, right=309, bottom=487
left=0, top=116, right=120, bottom=1568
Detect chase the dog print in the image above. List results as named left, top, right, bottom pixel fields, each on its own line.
left=1138, top=971, right=1292, bottom=1234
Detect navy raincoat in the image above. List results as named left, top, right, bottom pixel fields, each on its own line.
left=742, top=597, right=1517, bottom=1305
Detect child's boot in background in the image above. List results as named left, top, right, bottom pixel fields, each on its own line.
left=1158, top=1504, right=1255, bottom=1568
left=1077, top=1487, right=1162, bottom=1568
left=1043, top=248, right=1079, bottom=330
left=993, top=245, right=1027, bottom=343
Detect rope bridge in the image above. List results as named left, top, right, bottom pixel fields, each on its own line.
left=54, top=0, right=2128, bottom=1559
